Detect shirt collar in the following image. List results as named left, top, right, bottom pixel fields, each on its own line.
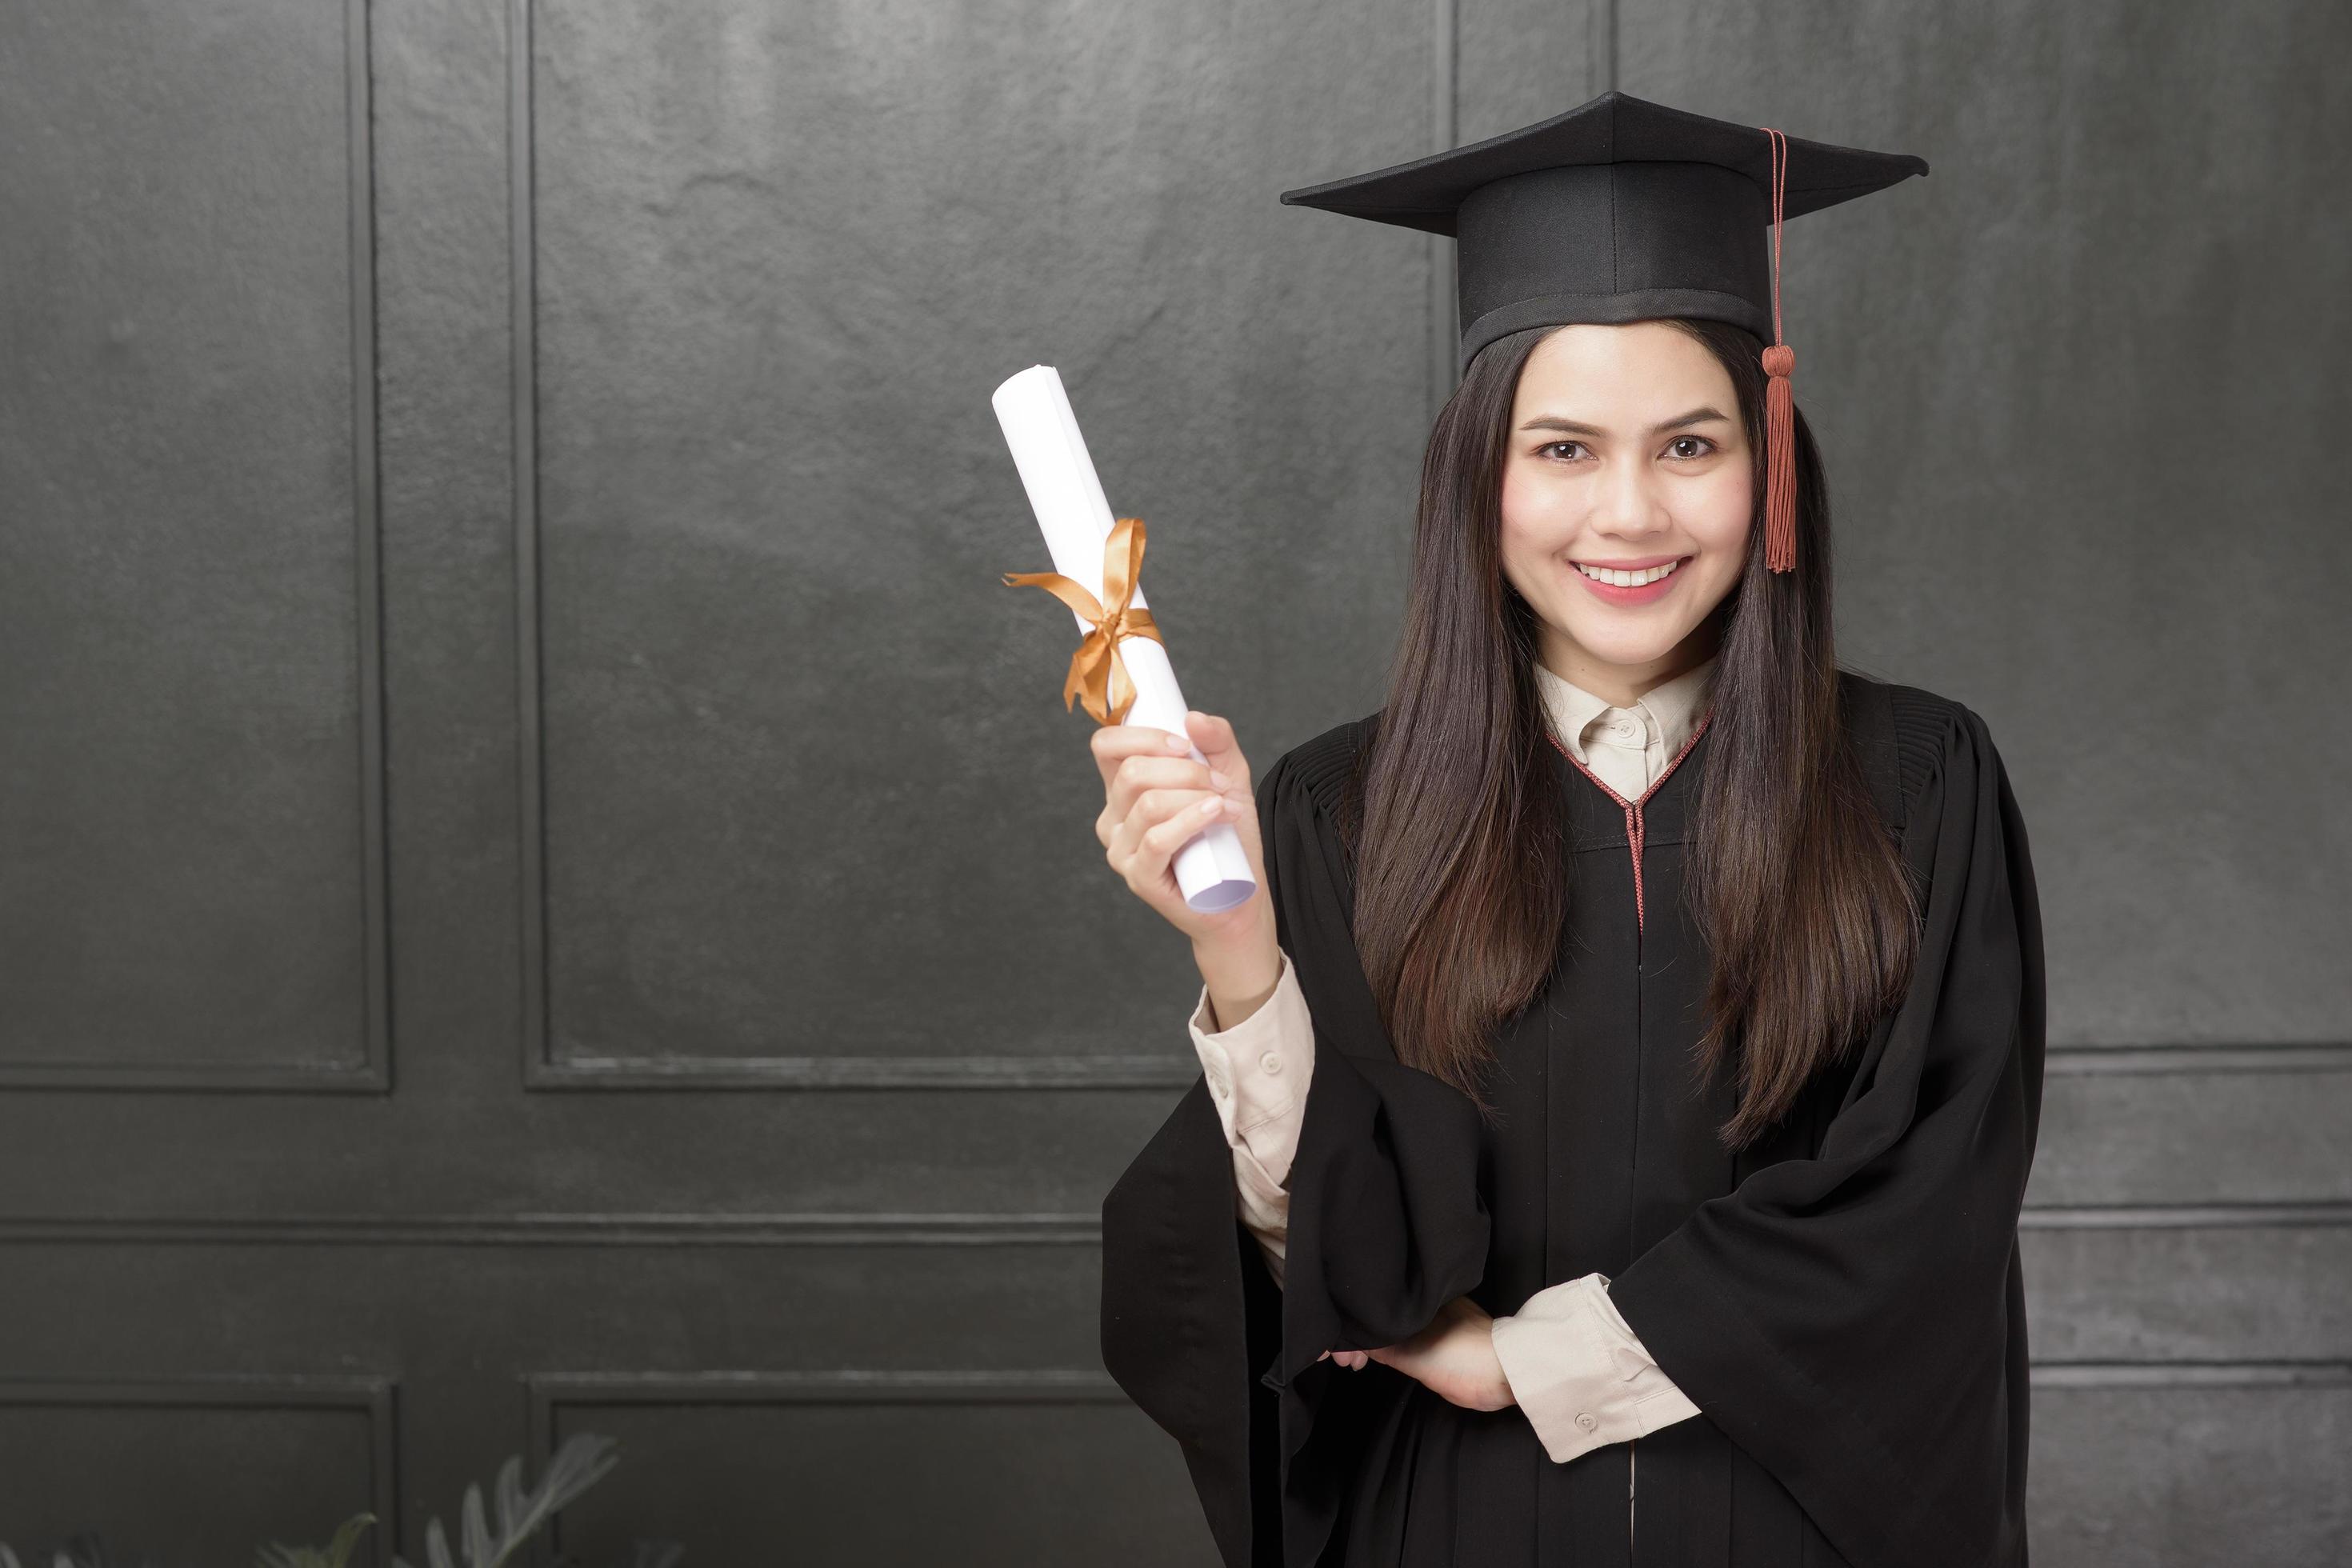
left=1533, top=653, right=1720, bottom=762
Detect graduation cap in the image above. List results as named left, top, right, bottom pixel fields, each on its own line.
left=1278, top=90, right=1928, bottom=573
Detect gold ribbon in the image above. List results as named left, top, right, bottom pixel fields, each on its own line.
left=1001, top=514, right=1164, bottom=726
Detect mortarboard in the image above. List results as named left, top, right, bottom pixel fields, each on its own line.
left=1278, top=90, right=1928, bottom=573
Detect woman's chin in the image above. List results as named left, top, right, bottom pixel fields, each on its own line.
left=1554, top=619, right=1694, bottom=672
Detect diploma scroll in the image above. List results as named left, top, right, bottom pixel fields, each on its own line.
left=992, top=364, right=1257, bottom=914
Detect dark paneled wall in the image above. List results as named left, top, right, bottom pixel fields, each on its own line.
left=0, top=0, right=2343, bottom=1562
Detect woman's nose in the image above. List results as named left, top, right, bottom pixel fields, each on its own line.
left=1590, top=455, right=1670, bottom=537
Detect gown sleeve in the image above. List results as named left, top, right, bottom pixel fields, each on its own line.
left=1604, top=699, right=2047, bottom=1568
left=1191, top=938, right=1703, bottom=1463
left=1102, top=730, right=1492, bottom=1568
left=1190, top=936, right=1707, bottom=1470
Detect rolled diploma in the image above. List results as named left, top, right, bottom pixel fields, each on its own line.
left=992, top=364, right=1256, bottom=914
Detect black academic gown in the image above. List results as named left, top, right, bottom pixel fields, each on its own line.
left=1100, top=671, right=2047, bottom=1568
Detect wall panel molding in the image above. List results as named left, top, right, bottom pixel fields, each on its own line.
left=0, top=1374, right=398, bottom=1558
left=501, top=0, right=1191, bottom=1094
left=2044, top=1042, right=2352, bottom=1075
left=0, top=1212, right=1101, bottom=1246
left=528, top=1367, right=1122, bottom=1411
left=1, top=0, right=389, bottom=1096
left=2020, top=1202, right=2352, bottom=1230
left=10, top=1201, right=2348, bottom=1246
left=2031, top=1361, right=2352, bottom=1389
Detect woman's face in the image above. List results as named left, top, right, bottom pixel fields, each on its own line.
left=1497, top=322, right=1751, bottom=697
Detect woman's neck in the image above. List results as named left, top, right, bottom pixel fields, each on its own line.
left=1537, top=624, right=1723, bottom=709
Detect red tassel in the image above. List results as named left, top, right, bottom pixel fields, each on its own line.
left=1758, top=126, right=1798, bottom=575
left=1762, top=342, right=1796, bottom=573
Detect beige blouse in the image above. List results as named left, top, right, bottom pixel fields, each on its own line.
left=1186, top=653, right=1719, bottom=1465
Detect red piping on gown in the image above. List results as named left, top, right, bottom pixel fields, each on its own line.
left=1544, top=708, right=1716, bottom=934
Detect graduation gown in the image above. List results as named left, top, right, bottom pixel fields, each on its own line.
left=1099, top=671, right=2047, bottom=1567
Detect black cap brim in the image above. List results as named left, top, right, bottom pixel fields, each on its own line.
left=1278, top=89, right=1926, bottom=238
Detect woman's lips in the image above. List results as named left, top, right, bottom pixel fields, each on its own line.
left=1570, top=554, right=1689, bottom=606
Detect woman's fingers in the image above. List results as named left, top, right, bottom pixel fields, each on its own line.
left=1088, top=714, right=1250, bottom=815
left=1089, top=721, right=1194, bottom=794
left=1085, top=713, right=1271, bottom=971
left=1184, top=710, right=1266, bottom=878
left=1088, top=714, right=1262, bottom=934
left=1091, top=733, right=1218, bottom=848
left=1182, top=710, right=1250, bottom=796
left=1102, top=778, right=1248, bottom=930
left=1109, top=784, right=1241, bottom=868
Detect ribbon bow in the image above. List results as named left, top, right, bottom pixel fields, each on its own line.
left=1001, top=514, right=1164, bottom=726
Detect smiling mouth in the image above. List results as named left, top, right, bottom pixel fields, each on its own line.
left=1571, top=557, right=1686, bottom=587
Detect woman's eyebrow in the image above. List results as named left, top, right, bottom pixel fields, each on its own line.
left=1518, top=406, right=1731, bottom=435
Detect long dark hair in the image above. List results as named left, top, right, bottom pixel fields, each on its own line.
left=1338, top=317, right=1919, bottom=1150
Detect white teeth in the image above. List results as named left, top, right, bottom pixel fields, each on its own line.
left=1574, top=558, right=1682, bottom=587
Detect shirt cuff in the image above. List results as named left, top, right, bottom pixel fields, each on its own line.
left=1490, top=1272, right=1701, bottom=1465
left=1187, top=946, right=1314, bottom=1178
left=1189, top=947, right=1314, bottom=1289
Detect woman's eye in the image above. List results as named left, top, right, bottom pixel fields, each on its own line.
left=1666, top=435, right=1718, bottom=460
left=1539, top=440, right=1590, bottom=462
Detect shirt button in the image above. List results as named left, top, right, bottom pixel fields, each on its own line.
left=1205, top=1063, right=1230, bottom=1096
left=1260, top=1051, right=1284, bottom=1076
left=1575, top=1412, right=1598, bottom=1432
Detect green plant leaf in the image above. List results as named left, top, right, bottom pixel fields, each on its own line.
left=382, top=1434, right=618, bottom=1568
left=458, top=1488, right=494, bottom=1568
left=490, top=1458, right=520, bottom=1542
left=253, top=1510, right=374, bottom=1568
left=322, top=1513, right=377, bottom=1568
left=474, top=1433, right=620, bottom=1559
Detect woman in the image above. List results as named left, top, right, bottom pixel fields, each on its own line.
left=1090, top=92, right=2045, bottom=1567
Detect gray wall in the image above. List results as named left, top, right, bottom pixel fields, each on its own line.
left=0, top=0, right=2344, bottom=1562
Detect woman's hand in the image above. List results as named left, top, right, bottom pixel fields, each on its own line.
left=1090, top=710, right=1279, bottom=1011
left=1321, top=1296, right=1517, bottom=1413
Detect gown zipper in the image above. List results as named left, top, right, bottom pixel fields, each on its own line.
left=1545, top=708, right=1716, bottom=1559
